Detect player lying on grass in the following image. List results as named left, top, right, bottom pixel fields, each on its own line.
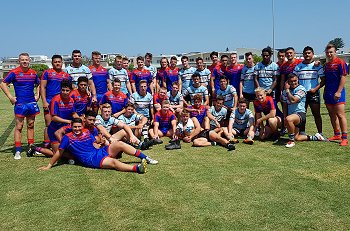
left=38, top=118, right=151, bottom=173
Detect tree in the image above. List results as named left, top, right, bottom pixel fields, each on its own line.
left=328, top=38, right=344, bottom=50
left=253, top=54, right=262, bottom=64
left=30, top=64, right=49, bottom=78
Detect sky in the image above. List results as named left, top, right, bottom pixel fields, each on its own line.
left=1, top=0, right=349, bottom=58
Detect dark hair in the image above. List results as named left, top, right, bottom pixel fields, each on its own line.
left=192, top=73, right=201, bottom=79
left=51, top=54, right=62, bottom=61
left=195, top=57, right=203, bottom=62
left=145, top=53, right=153, bottom=59
left=220, top=75, right=228, bottom=81
left=288, top=73, right=298, bottom=79
left=71, top=117, right=83, bottom=124
left=278, top=49, right=286, bottom=54
left=262, top=46, right=272, bottom=55
left=210, top=51, right=219, bottom=58
left=61, top=79, right=73, bottom=90
left=239, top=98, right=248, bottom=105
left=216, top=96, right=224, bottom=102
left=285, top=47, right=295, bottom=52
left=78, top=76, right=88, bottom=84
left=72, top=49, right=81, bottom=55
left=113, top=79, right=121, bottom=85
left=91, top=51, right=101, bottom=56
left=181, top=56, right=189, bottom=61
left=193, top=94, right=202, bottom=101
left=125, top=102, right=135, bottom=109
left=85, top=110, right=97, bottom=118
left=137, top=56, right=144, bottom=62
left=303, top=46, right=314, bottom=53
left=170, top=56, right=177, bottom=61
left=245, top=52, right=253, bottom=57
left=220, top=54, right=229, bottom=60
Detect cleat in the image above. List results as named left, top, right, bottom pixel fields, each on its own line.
left=227, top=143, right=235, bottom=151
left=243, top=138, right=254, bottom=145
left=328, top=135, right=342, bottom=141
left=137, top=159, right=147, bottom=174
left=165, top=139, right=181, bottom=150
left=145, top=157, right=158, bottom=165
left=140, top=140, right=152, bottom=150
left=285, top=140, right=295, bottom=148
left=314, top=133, right=328, bottom=142
left=14, top=151, right=21, bottom=160
left=340, top=139, right=348, bottom=146
left=68, top=159, right=75, bottom=165
left=229, top=137, right=239, bottom=144
left=27, top=144, right=37, bottom=157
left=151, top=138, right=163, bottom=145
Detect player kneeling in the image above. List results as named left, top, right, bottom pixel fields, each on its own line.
left=38, top=118, right=152, bottom=173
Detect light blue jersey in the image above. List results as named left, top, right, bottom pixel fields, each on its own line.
left=241, top=65, right=256, bottom=94
left=282, top=85, right=306, bottom=115
left=215, top=85, right=237, bottom=108
left=254, top=62, right=279, bottom=91
left=108, top=67, right=130, bottom=95
left=293, top=61, right=324, bottom=91
left=179, top=67, right=196, bottom=93
left=95, top=115, right=121, bottom=133
left=209, top=106, right=227, bottom=127
left=144, top=64, right=157, bottom=79
left=129, top=92, right=153, bottom=118
left=118, top=113, right=143, bottom=126
left=195, top=68, right=211, bottom=86
left=65, top=65, right=92, bottom=87
left=167, top=91, right=183, bottom=105
left=183, top=85, right=208, bottom=104
left=230, top=108, right=254, bottom=130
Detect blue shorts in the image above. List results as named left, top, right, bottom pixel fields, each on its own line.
left=83, top=146, right=109, bottom=168
left=96, top=94, right=104, bottom=106
left=14, top=102, right=40, bottom=118
left=160, top=127, right=170, bottom=135
left=47, top=125, right=59, bottom=144
left=324, top=89, right=346, bottom=105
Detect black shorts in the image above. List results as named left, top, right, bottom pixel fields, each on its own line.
left=296, top=112, right=306, bottom=128
left=306, top=91, right=320, bottom=104
left=233, top=128, right=246, bottom=137
left=243, top=92, right=256, bottom=101
left=198, top=129, right=211, bottom=141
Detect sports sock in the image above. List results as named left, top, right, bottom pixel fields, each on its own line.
left=341, top=132, right=348, bottom=140
left=134, top=150, right=147, bottom=159
left=142, top=125, right=149, bottom=139
left=28, top=139, right=34, bottom=145
left=15, top=141, right=22, bottom=152
left=334, top=129, right=341, bottom=136
left=307, top=135, right=318, bottom=141
left=288, top=133, right=295, bottom=141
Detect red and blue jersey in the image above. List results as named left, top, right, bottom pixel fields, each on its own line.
left=253, top=96, right=276, bottom=115
left=154, top=110, right=176, bottom=130
left=224, top=64, right=244, bottom=92
left=3, top=67, right=39, bottom=104
left=188, top=105, right=207, bottom=125
left=89, top=65, right=109, bottom=96
left=131, top=68, right=153, bottom=93
left=153, top=93, right=168, bottom=105
left=209, top=63, right=220, bottom=75
left=100, top=90, right=128, bottom=114
left=164, top=67, right=179, bottom=91
left=49, top=94, right=76, bottom=130
left=323, top=57, right=348, bottom=94
left=156, top=67, right=169, bottom=88
left=41, top=69, right=71, bottom=103
left=62, top=124, right=99, bottom=137
left=212, top=65, right=227, bottom=91
left=70, top=89, right=92, bottom=116
left=280, top=59, right=302, bottom=78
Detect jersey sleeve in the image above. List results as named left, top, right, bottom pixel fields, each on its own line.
left=59, top=135, right=70, bottom=150
left=3, top=71, right=16, bottom=84
left=41, top=70, right=49, bottom=80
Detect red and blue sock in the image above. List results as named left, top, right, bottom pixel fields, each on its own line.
left=134, top=150, right=147, bottom=159
left=15, top=141, right=22, bottom=152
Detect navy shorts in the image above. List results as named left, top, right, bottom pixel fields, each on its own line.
left=324, top=89, right=346, bottom=105
left=14, top=102, right=40, bottom=118
left=83, top=146, right=110, bottom=168
left=295, top=112, right=306, bottom=128
left=243, top=92, right=256, bottom=102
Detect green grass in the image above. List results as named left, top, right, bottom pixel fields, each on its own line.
left=0, top=81, right=350, bottom=231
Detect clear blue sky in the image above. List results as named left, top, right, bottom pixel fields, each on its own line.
left=1, top=0, right=349, bottom=58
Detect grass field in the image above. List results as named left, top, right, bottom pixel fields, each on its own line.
left=0, top=81, right=350, bottom=231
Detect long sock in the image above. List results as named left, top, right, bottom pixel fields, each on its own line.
left=307, top=135, right=318, bottom=141
left=288, top=133, right=295, bottom=141
left=35, top=146, right=42, bottom=152
left=341, top=132, right=348, bottom=140
left=334, top=129, right=341, bottom=136
left=132, top=165, right=138, bottom=173
left=134, top=150, right=147, bottom=159
left=15, top=141, right=22, bottom=152
left=28, top=139, right=34, bottom=145
left=142, top=125, right=149, bottom=139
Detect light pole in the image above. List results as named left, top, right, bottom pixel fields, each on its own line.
left=272, top=0, right=275, bottom=61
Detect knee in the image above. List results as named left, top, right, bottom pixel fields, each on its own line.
left=27, top=121, right=35, bottom=129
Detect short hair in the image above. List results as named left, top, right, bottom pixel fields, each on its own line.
left=191, top=73, right=201, bottom=79
left=19, top=53, right=29, bottom=58
left=160, top=57, right=169, bottom=64
left=51, top=54, right=62, bottom=61
left=170, top=56, right=178, bottom=61
left=145, top=53, right=153, bottom=59
left=72, top=49, right=81, bottom=55
left=125, top=102, right=135, bottom=109
left=303, top=46, right=314, bottom=54
left=216, top=96, right=224, bottom=102
left=136, top=56, right=144, bottom=62
left=238, top=98, right=248, bottom=105
left=278, top=49, right=286, bottom=54
left=182, top=108, right=190, bottom=115
left=91, top=51, right=101, bottom=56
left=230, top=52, right=237, bottom=56
left=115, top=55, right=123, bottom=61
left=288, top=73, right=298, bottom=79
left=220, top=75, right=228, bottom=81
left=220, top=54, right=229, bottom=60
left=71, top=117, right=83, bottom=125
left=161, top=100, right=170, bottom=106
left=139, top=80, right=147, bottom=85
left=101, top=103, right=111, bottom=109
left=172, top=81, right=179, bottom=87
left=113, top=79, right=121, bottom=85
left=210, top=51, right=219, bottom=58
left=85, top=110, right=97, bottom=118
left=122, top=57, right=129, bottom=62
left=262, top=46, right=272, bottom=55
left=245, top=52, right=253, bottom=57
left=61, top=79, right=72, bottom=90
left=196, top=57, right=203, bottom=62
left=78, top=76, right=88, bottom=84
left=193, top=94, right=202, bottom=101
left=159, top=86, right=167, bottom=92
left=285, top=47, right=295, bottom=52
left=254, top=87, right=265, bottom=93
left=325, top=43, right=336, bottom=51
left=181, top=56, right=189, bottom=61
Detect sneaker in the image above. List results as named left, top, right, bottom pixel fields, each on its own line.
left=165, top=139, right=181, bottom=150
left=139, top=140, right=152, bottom=150
left=229, top=138, right=239, bottom=144
left=151, top=138, right=163, bottom=145
left=243, top=138, right=254, bottom=145
left=340, top=139, right=348, bottom=146
left=146, top=157, right=158, bottom=165
left=280, top=128, right=287, bottom=136
left=227, top=143, right=235, bottom=151
left=211, top=141, right=217, bottom=146
left=285, top=140, right=295, bottom=148
left=27, top=144, right=37, bottom=157
left=255, top=129, right=260, bottom=137
left=68, top=159, right=75, bottom=165
left=14, top=151, right=21, bottom=160
left=328, top=135, right=342, bottom=141
left=314, top=133, right=328, bottom=142
left=137, top=159, right=147, bottom=174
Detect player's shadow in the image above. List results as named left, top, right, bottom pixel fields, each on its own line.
left=272, top=137, right=289, bottom=146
